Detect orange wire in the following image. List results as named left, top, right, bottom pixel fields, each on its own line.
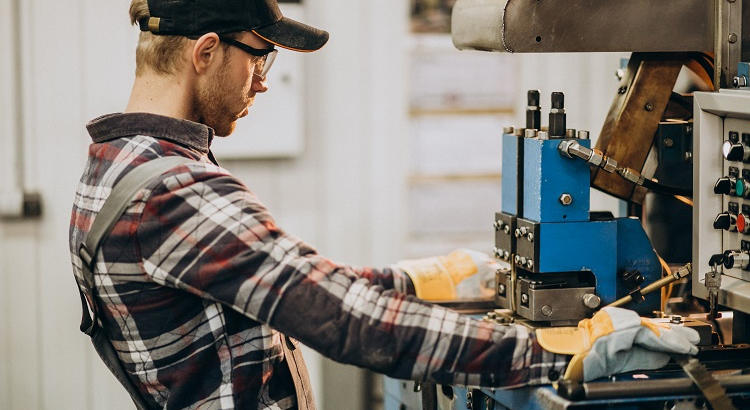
left=658, top=255, right=672, bottom=313
left=674, top=195, right=693, bottom=207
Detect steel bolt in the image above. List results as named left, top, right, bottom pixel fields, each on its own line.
left=503, top=251, right=510, bottom=260
left=527, top=233, right=534, bottom=242
left=514, top=255, right=521, bottom=264
left=645, top=102, right=654, bottom=112
left=664, top=138, right=674, bottom=148
left=493, top=221, right=501, bottom=231
left=493, top=248, right=502, bottom=259
left=541, top=305, right=553, bottom=317
left=734, top=75, right=748, bottom=88
left=583, top=294, right=601, bottom=309
left=559, top=193, right=573, bottom=206
left=519, top=257, right=528, bottom=266
left=514, top=228, right=522, bottom=238
left=498, top=284, right=506, bottom=295
left=521, top=293, right=529, bottom=304
left=729, top=33, right=738, bottom=43
left=503, top=225, right=511, bottom=234
left=526, top=260, right=534, bottom=269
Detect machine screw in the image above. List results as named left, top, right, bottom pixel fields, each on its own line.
left=503, top=225, right=511, bottom=234
left=527, top=233, right=534, bottom=242
left=541, top=305, right=553, bottom=316
left=583, top=293, right=601, bottom=309
left=514, top=255, right=521, bottom=264
left=493, top=221, right=501, bottom=231
left=664, top=138, right=674, bottom=148
left=644, top=102, right=654, bottom=111
left=729, top=33, right=738, bottom=44
left=526, top=260, right=534, bottom=269
left=493, top=247, right=502, bottom=259
left=503, top=250, right=510, bottom=260
left=519, top=257, right=528, bottom=266
left=559, top=193, right=573, bottom=206
left=521, top=293, right=529, bottom=304
left=498, top=284, right=506, bottom=295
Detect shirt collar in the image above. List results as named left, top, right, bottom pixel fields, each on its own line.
left=86, top=112, right=214, bottom=154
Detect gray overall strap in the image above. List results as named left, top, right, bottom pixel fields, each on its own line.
left=76, top=156, right=193, bottom=410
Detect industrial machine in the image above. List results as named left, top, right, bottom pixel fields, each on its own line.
left=385, top=0, right=750, bottom=409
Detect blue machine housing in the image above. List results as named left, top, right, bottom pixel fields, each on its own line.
left=523, top=138, right=591, bottom=223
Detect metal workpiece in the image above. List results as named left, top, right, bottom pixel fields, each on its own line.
left=515, top=276, right=596, bottom=321
left=526, top=90, right=541, bottom=130
left=451, top=0, right=713, bottom=53
left=548, top=92, right=566, bottom=137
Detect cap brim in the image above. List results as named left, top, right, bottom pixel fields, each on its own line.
left=252, top=17, right=329, bottom=52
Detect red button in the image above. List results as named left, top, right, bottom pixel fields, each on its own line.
left=739, top=214, right=746, bottom=233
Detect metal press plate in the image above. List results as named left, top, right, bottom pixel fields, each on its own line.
left=452, top=0, right=713, bottom=53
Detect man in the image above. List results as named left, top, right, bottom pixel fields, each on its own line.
left=69, top=0, right=700, bottom=408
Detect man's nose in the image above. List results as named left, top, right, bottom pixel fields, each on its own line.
left=252, top=75, right=269, bottom=93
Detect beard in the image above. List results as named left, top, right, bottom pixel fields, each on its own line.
left=194, top=62, right=250, bottom=137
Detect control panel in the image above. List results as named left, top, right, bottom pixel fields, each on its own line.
left=694, top=90, right=750, bottom=313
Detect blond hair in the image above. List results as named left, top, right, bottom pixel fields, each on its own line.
left=129, top=0, right=189, bottom=76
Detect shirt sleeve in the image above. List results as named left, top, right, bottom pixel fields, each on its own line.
left=136, top=164, right=568, bottom=388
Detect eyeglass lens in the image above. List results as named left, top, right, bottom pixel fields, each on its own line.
left=256, top=50, right=278, bottom=79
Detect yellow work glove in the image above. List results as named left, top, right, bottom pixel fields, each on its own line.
left=536, top=307, right=700, bottom=382
left=397, top=249, right=496, bottom=300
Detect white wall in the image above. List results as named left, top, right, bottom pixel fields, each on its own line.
left=0, top=0, right=625, bottom=409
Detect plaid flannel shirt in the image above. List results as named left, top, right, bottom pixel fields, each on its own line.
left=69, top=113, right=568, bottom=409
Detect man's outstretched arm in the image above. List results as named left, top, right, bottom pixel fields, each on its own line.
left=136, top=163, right=568, bottom=387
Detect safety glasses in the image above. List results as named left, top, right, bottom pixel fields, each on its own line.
left=218, top=35, right=278, bottom=80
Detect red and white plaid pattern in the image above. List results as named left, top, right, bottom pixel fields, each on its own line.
left=70, top=113, right=568, bottom=409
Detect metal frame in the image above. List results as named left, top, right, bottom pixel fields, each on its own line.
left=693, top=90, right=750, bottom=313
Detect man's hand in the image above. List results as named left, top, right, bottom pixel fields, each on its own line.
left=536, top=307, right=700, bottom=382
left=397, top=249, right=498, bottom=300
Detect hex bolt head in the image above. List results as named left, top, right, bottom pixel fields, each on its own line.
left=493, top=248, right=502, bottom=259
left=521, top=293, right=529, bottom=304
left=729, top=33, right=738, bottom=44
left=644, top=102, right=654, bottom=112
left=503, top=225, right=511, bottom=234
left=559, top=193, right=573, bottom=206
left=527, top=233, right=534, bottom=242
left=519, top=257, right=528, bottom=266
left=514, top=228, right=522, bottom=238
left=493, top=221, right=501, bottom=231
left=526, top=260, right=534, bottom=269
left=541, top=305, right=553, bottom=317
left=498, top=284, right=506, bottom=295
left=503, top=251, right=510, bottom=260
left=514, top=255, right=521, bottom=264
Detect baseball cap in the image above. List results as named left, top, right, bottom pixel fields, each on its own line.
left=138, top=0, right=329, bottom=52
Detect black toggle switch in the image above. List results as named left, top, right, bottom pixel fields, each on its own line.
left=714, top=212, right=738, bottom=231
left=714, top=177, right=738, bottom=196
left=723, top=140, right=750, bottom=162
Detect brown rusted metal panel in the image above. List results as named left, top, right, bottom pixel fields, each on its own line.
left=592, top=53, right=685, bottom=202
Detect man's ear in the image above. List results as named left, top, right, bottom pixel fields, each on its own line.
left=191, top=33, right=222, bottom=74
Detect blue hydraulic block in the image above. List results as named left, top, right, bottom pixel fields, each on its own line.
left=523, top=138, right=590, bottom=222
left=501, top=132, right=523, bottom=215
left=616, top=217, right=662, bottom=313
